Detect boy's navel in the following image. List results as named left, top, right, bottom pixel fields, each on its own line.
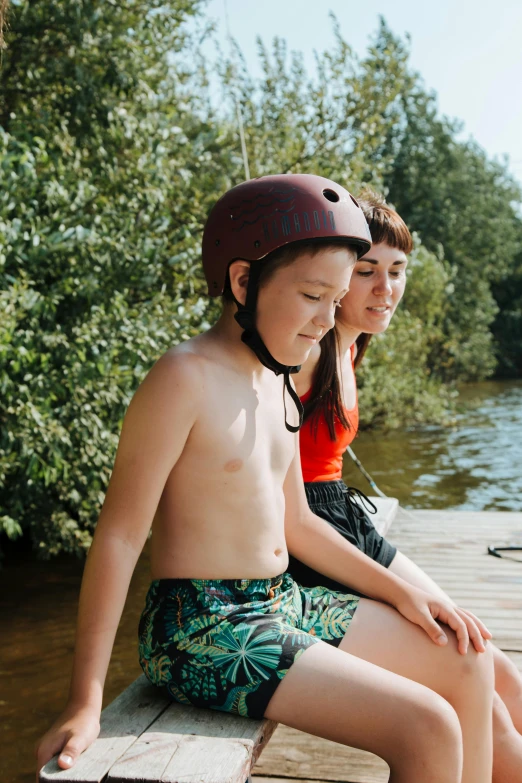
left=224, top=458, right=243, bottom=473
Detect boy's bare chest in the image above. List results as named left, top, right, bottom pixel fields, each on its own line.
left=186, top=376, right=295, bottom=479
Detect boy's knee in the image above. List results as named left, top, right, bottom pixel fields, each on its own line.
left=418, top=694, right=461, bottom=747
left=443, top=640, right=495, bottom=704
left=389, top=694, right=461, bottom=773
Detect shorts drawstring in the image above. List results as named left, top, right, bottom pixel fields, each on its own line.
left=344, top=486, right=377, bottom=555
left=268, top=578, right=283, bottom=600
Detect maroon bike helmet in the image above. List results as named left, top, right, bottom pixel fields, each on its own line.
left=201, top=174, right=371, bottom=433
left=202, top=174, right=371, bottom=295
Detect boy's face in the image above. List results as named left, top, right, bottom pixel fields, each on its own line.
left=335, top=242, right=408, bottom=334
left=255, top=246, right=355, bottom=367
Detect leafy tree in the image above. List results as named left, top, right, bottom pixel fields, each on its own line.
left=491, top=251, right=522, bottom=376
left=0, top=0, right=237, bottom=556
left=0, top=0, right=8, bottom=50
left=378, top=28, right=522, bottom=381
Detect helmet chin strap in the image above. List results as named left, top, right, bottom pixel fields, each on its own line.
left=232, top=264, right=304, bottom=433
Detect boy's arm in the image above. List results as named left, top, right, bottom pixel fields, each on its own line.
left=36, top=352, right=203, bottom=771
left=283, top=444, right=491, bottom=653
left=283, top=445, right=409, bottom=603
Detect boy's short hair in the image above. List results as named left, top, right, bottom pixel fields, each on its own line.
left=221, top=239, right=358, bottom=303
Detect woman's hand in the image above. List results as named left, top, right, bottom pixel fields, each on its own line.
left=35, top=704, right=100, bottom=778
left=393, top=585, right=492, bottom=654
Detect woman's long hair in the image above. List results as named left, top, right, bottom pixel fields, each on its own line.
left=303, top=191, right=413, bottom=438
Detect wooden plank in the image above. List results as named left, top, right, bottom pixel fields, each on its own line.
left=254, top=778, right=344, bottom=783
left=40, top=677, right=171, bottom=782
left=161, top=737, right=251, bottom=783
left=108, top=701, right=276, bottom=782
left=110, top=735, right=252, bottom=783
left=252, top=726, right=389, bottom=783
left=254, top=779, right=353, bottom=783
left=389, top=510, right=522, bottom=652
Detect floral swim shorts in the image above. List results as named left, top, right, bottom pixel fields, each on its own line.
left=138, top=571, right=359, bottom=719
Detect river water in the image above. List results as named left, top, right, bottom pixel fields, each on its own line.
left=2, top=379, right=522, bottom=783
left=344, top=380, right=522, bottom=512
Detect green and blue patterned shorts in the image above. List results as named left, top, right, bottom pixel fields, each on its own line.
left=138, top=572, right=359, bottom=719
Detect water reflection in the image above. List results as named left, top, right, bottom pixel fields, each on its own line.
left=344, top=380, right=522, bottom=511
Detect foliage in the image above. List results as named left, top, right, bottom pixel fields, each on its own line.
left=380, top=45, right=522, bottom=381
left=0, top=0, right=235, bottom=555
left=491, top=250, right=522, bottom=376
left=1, top=7, right=521, bottom=557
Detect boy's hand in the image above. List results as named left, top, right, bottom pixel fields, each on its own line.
left=35, top=704, right=100, bottom=778
left=393, top=586, right=492, bottom=655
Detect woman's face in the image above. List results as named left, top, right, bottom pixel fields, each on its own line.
left=336, top=242, right=408, bottom=334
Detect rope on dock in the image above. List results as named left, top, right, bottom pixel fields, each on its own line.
left=345, top=446, right=387, bottom=498
left=345, top=445, right=428, bottom=526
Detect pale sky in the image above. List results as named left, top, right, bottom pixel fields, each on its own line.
left=204, top=0, right=522, bottom=185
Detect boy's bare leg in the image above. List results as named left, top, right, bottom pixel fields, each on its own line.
left=266, top=596, right=493, bottom=783
left=390, top=551, right=522, bottom=732
left=339, top=598, right=494, bottom=783
left=265, top=640, right=463, bottom=783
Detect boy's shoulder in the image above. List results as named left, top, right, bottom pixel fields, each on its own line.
left=131, top=339, right=215, bottom=414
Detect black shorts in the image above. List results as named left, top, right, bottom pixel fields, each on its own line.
left=288, top=479, right=397, bottom=596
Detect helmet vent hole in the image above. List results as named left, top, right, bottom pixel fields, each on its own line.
left=350, top=194, right=361, bottom=208
left=323, top=188, right=339, bottom=203
left=215, top=239, right=220, bottom=246
left=254, top=240, right=261, bottom=248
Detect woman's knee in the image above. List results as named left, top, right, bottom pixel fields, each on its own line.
left=493, top=646, right=522, bottom=695
left=462, top=641, right=495, bottom=687
left=442, top=639, right=495, bottom=706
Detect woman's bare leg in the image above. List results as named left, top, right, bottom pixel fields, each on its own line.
left=491, top=646, right=522, bottom=733
left=338, top=597, right=494, bottom=783
left=390, top=550, right=522, bottom=732
left=492, top=693, right=522, bottom=783
left=265, top=640, right=463, bottom=783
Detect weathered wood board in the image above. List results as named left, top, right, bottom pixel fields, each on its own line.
left=40, top=678, right=171, bottom=782
left=107, top=702, right=276, bottom=783
left=389, top=509, right=522, bottom=652
left=39, top=676, right=276, bottom=783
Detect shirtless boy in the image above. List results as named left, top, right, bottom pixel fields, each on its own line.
left=37, top=175, right=494, bottom=783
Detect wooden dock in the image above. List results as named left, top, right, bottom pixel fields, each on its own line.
left=253, top=508, right=522, bottom=783
left=38, top=507, right=522, bottom=783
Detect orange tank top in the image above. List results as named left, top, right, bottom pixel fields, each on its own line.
left=299, top=347, right=359, bottom=483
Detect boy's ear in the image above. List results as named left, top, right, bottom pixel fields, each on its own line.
left=228, top=260, right=251, bottom=306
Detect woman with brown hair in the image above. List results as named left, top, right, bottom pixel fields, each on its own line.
left=291, top=191, right=522, bottom=781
